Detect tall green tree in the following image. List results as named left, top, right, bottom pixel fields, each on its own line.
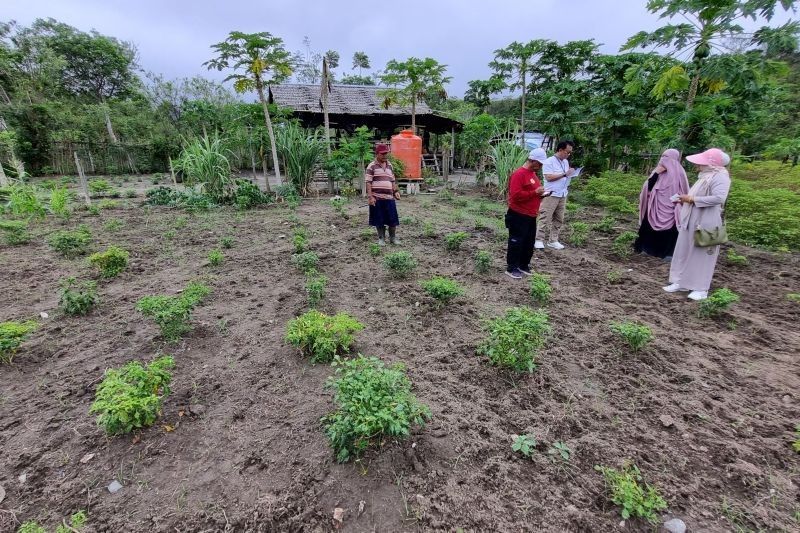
left=489, top=40, right=552, bottom=133
left=352, top=51, right=370, bottom=76
left=379, top=57, right=451, bottom=133
left=464, top=77, right=505, bottom=112
left=205, top=31, right=293, bottom=189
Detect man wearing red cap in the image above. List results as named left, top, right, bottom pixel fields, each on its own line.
left=366, top=144, right=402, bottom=245
left=505, top=148, right=549, bottom=279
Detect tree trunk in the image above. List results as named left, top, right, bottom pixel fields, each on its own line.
left=686, top=70, right=700, bottom=111
left=360, top=159, right=366, bottom=197
left=520, top=63, right=526, bottom=135
left=74, top=152, right=91, bottom=206
left=262, top=152, right=271, bottom=193
left=322, top=58, right=334, bottom=194
left=411, top=97, right=416, bottom=134
left=255, top=76, right=281, bottom=189
left=0, top=161, right=8, bottom=187
left=104, top=108, right=118, bottom=143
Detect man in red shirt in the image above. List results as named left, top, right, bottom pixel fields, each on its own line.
left=505, top=148, right=548, bottom=279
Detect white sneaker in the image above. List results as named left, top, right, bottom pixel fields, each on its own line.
left=688, top=290, right=708, bottom=301
left=662, top=283, right=686, bottom=293
left=547, top=241, right=565, bottom=250
left=534, top=240, right=545, bottom=249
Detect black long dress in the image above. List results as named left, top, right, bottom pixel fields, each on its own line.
left=634, top=172, right=679, bottom=259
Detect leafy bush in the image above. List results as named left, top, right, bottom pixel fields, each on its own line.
left=220, top=236, right=234, bottom=249
left=88, top=246, right=129, bottom=278
left=136, top=281, right=212, bottom=341
left=97, top=199, right=119, bottom=210
left=48, top=225, right=92, bottom=258
left=420, top=276, right=464, bottom=307
left=612, top=231, right=637, bottom=258
left=383, top=251, right=417, bottom=278
left=478, top=307, right=551, bottom=372
left=593, top=215, right=616, bottom=233
left=529, top=273, right=552, bottom=304
left=423, top=221, right=435, bottom=238
left=124, top=189, right=137, bottom=198
left=89, top=355, right=175, bottom=435
left=174, top=135, right=234, bottom=202
left=368, top=243, right=382, bottom=257
left=726, top=248, right=748, bottom=266
left=512, top=434, right=537, bottom=458
left=305, top=273, right=327, bottom=308
left=274, top=122, right=326, bottom=196
left=208, top=249, right=224, bottom=266
left=595, top=464, right=667, bottom=523
left=292, top=227, right=308, bottom=253
left=0, top=219, right=30, bottom=245
left=292, top=251, right=319, bottom=274
left=610, top=321, right=653, bottom=352
left=698, top=288, right=740, bottom=318
left=103, top=218, right=124, bottom=232
left=234, top=178, right=270, bottom=209
left=59, top=278, right=97, bottom=316
left=568, top=221, right=590, bottom=246
left=475, top=250, right=492, bottom=273
left=7, top=184, right=46, bottom=218
left=88, top=179, right=111, bottom=195
left=285, top=310, right=363, bottom=363
left=323, top=355, right=431, bottom=462
left=145, top=186, right=181, bottom=206
left=444, top=231, right=469, bottom=251
left=330, top=196, right=346, bottom=216
left=49, top=186, right=71, bottom=218
left=0, top=320, right=38, bottom=364
left=490, top=140, right=528, bottom=198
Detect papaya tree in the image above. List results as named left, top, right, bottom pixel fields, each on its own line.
left=379, top=57, right=451, bottom=133
left=205, top=31, right=293, bottom=190
left=489, top=40, right=552, bottom=133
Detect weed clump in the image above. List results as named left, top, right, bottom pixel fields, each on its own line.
left=383, top=251, right=417, bottom=278
left=59, top=278, right=98, bottom=316
left=529, top=272, right=552, bottom=304
left=478, top=307, right=550, bottom=372
left=48, top=225, right=92, bottom=258
left=323, top=355, right=431, bottom=462
left=612, top=231, right=637, bottom=258
left=444, top=231, right=469, bottom=251
left=136, top=281, right=212, bottom=341
left=512, top=434, right=537, bottom=458
left=285, top=310, right=363, bottom=363
left=420, top=276, right=464, bottom=307
left=90, top=355, right=175, bottom=435
left=208, top=248, right=224, bottom=266
left=726, top=248, right=748, bottom=266
left=698, top=288, right=740, bottom=318
left=595, top=464, right=667, bottom=523
left=293, top=227, right=308, bottom=253
left=292, top=251, right=319, bottom=274
left=610, top=321, right=653, bottom=352
left=88, top=246, right=129, bottom=278
left=568, top=221, right=590, bottom=246
left=305, top=273, right=328, bottom=308
left=0, top=320, right=38, bottom=364
left=0, top=219, right=30, bottom=245
left=474, top=250, right=492, bottom=273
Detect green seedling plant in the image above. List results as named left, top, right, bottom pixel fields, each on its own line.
left=383, top=251, right=417, bottom=278
left=48, top=225, right=92, bottom=258
left=330, top=196, right=347, bottom=216
left=0, top=220, right=30, bottom=245
left=420, top=276, right=464, bottom=307
left=0, top=320, right=38, bottom=364
left=593, top=215, right=615, bottom=233
left=512, top=434, right=537, bottom=458
left=89, top=355, right=175, bottom=435
left=529, top=273, right=552, bottom=304
left=568, top=221, right=590, bottom=246
left=305, top=273, right=327, bottom=308
left=323, top=355, right=431, bottom=463
left=478, top=306, right=551, bottom=372
left=292, top=251, right=319, bottom=274
left=97, top=199, right=119, bottom=210
left=285, top=310, right=363, bottom=363
left=698, top=288, right=740, bottom=318
left=400, top=215, right=415, bottom=225
left=607, top=270, right=623, bottom=284
left=208, top=249, right=224, bottom=266
left=87, top=205, right=100, bottom=216
left=787, top=293, right=800, bottom=303
left=55, top=510, right=87, bottom=533
left=595, top=463, right=668, bottom=524
left=136, top=281, right=211, bottom=341
left=59, top=278, right=97, bottom=316
left=548, top=441, right=572, bottom=461
left=422, top=222, right=435, bottom=238
left=88, top=246, right=129, bottom=278
left=88, top=179, right=111, bottom=195
left=103, top=218, right=124, bottom=232
left=610, top=321, right=653, bottom=352
left=612, top=231, right=637, bottom=258
left=360, top=228, right=374, bottom=241
left=726, top=248, right=748, bottom=266
left=17, top=522, right=46, bottom=533
left=793, top=425, right=800, bottom=453
left=293, top=228, right=308, bottom=253
left=49, top=186, right=71, bottom=219
left=368, top=243, right=382, bottom=257
left=444, top=231, right=469, bottom=251
left=475, top=250, right=492, bottom=273
left=7, top=184, right=46, bottom=218
left=220, top=236, right=234, bottom=249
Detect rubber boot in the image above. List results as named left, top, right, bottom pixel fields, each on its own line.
left=376, top=226, right=386, bottom=246
left=388, top=226, right=400, bottom=245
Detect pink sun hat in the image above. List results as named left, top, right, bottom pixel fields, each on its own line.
left=686, top=148, right=725, bottom=166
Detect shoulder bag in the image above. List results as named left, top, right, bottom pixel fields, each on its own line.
left=693, top=174, right=728, bottom=247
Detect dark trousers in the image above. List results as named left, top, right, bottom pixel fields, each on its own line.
left=505, top=209, right=537, bottom=272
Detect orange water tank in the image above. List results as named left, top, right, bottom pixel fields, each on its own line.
left=390, top=130, right=422, bottom=179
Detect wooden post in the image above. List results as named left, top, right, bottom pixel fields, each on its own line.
left=443, top=145, right=450, bottom=183
left=168, top=156, right=177, bottom=187
left=0, top=160, right=8, bottom=187
left=74, top=152, right=91, bottom=206
left=87, top=151, right=95, bottom=173
left=321, top=58, right=334, bottom=194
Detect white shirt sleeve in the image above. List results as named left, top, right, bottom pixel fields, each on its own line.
left=542, top=156, right=564, bottom=177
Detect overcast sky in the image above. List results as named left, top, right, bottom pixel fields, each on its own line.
left=4, top=0, right=797, bottom=99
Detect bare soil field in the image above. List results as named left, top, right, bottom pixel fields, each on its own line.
left=1, top=190, right=799, bottom=532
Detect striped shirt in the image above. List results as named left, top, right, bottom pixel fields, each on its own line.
left=365, top=160, right=396, bottom=200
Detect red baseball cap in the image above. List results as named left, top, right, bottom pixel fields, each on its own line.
left=375, top=143, right=390, bottom=154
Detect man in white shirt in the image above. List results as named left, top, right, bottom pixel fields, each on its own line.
left=535, top=140, right=576, bottom=250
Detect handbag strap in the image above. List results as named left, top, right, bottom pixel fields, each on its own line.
left=703, top=172, right=727, bottom=221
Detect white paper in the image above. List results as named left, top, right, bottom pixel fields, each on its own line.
left=566, top=167, right=583, bottom=179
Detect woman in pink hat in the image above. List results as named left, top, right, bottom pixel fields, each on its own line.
left=663, top=148, right=731, bottom=301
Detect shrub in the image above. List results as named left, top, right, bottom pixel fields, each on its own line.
left=607, top=270, right=624, bottom=284
left=423, top=221, right=435, bottom=238
left=88, top=179, right=111, bottom=195
left=305, top=273, right=327, bottom=308
left=596, top=194, right=637, bottom=214
left=323, top=355, right=431, bottom=462
left=420, top=276, right=464, bottom=307
left=103, top=218, right=124, bottom=232
left=285, top=310, right=363, bottom=363
left=136, top=281, right=212, bottom=341
left=208, top=249, right=224, bottom=266
left=330, top=196, right=346, bottom=216
left=595, top=464, right=667, bottom=523
left=234, top=178, right=269, bottom=209
left=173, top=135, right=234, bottom=202
left=529, top=273, right=552, bottom=304
left=368, top=243, right=382, bottom=257
left=400, top=215, right=415, bottom=225
left=48, top=225, right=92, bottom=258
left=383, top=251, right=417, bottom=278
left=124, top=189, right=137, bottom=198
left=0, top=320, right=38, bottom=364
left=87, top=205, right=100, bottom=216
left=221, top=236, right=234, bottom=249
left=292, top=251, right=319, bottom=274
left=49, top=186, right=71, bottom=218
left=7, top=184, right=46, bottom=218
left=475, top=250, right=492, bottom=273
left=0, top=219, right=30, bottom=245
left=612, top=231, right=637, bottom=258
left=593, top=215, right=616, bottom=233
left=97, top=199, right=118, bottom=210
left=59, top=278, right=97, bottom=316
left=512, top=434, right=537, bottom=458
left=568, top=221, right=590, bottom=246
left=89, top=355, right=175, bottom=435
left=610, top=321, right=653, bottom=352
left=726, top=248, right=748, bottom=266
left=444, top=231, right=469, bottom=251
left=698, top=288, right=740, bottom=318
left=292, top=228, right=308, bottom=253
left=88, top=246, right=129, bottom=278
left=478, top=307, right=551, bottom=372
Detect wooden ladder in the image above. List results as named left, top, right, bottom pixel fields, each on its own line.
left=422, top=153, right=440, bottom=175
